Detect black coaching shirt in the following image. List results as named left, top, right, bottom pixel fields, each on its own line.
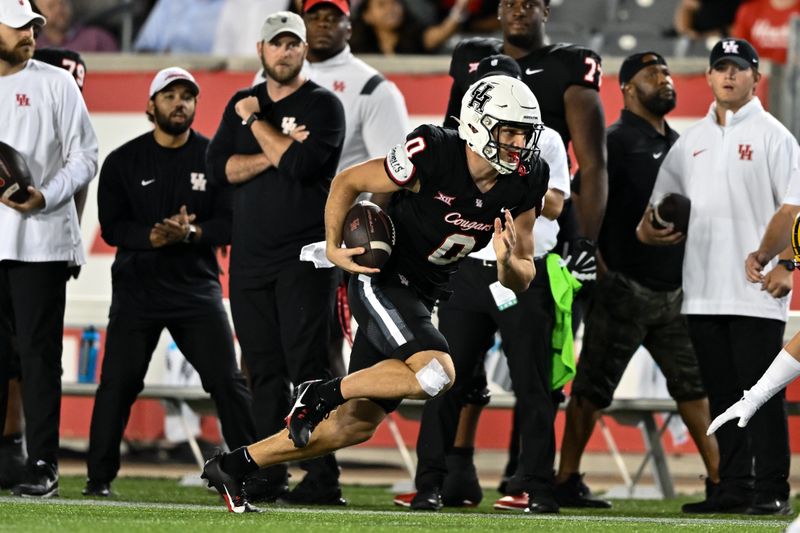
left=207, top=80, right=345, bottom=283
left=383, top=124, right=549, bottom=299
left=98, top=130, right=230, bottom=318
left=443, top=37, right=603, bottom=147
left=586, top=110, right=683, bottom=291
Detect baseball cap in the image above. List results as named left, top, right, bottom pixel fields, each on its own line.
left=149, top=67, right=199, bottom=99
left=261, top=11, right=306, bottom=43
left=709, top=38, right=759, bottom=70
left=0, top=0, right=46, bottom=29
left=619, top=51, right=668, bottom=86
left=304, top=0, right=350, bottom=16
left=477, top=54, right=522, bottom=80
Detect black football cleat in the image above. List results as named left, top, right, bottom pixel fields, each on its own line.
left=286, top=380, right=333, bottom=448
left=201, top=452, right=261, bottom=513
left=0, top=436, right=27, bottom=490
left=12, top=460, right=58, bottom=498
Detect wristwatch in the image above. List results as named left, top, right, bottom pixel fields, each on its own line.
left=778, top=259, right=796, bottom=271
left=183, top=224, right=197, bottom=243
left=242, top=113, right=258, bottom=127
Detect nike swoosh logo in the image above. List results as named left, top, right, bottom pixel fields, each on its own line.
left=652, top=152, right=663, bottom=159
left=692, top=149, right=708, bottom=157
left=525, top=68, right=544, bottom=75
left=141, top=179, right=155, bottom=186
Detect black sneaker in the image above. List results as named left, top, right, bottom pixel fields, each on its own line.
left=0, top=436, right=27, bottom=490
left=681, top=479, right=749, bottom=514
left=82, top=479, right=111, bottom=497
left=441, top=455, right=482, bottom=507
left=554, top=473, right=611, bottom=509
left=12, top=460, right=58, bottom=498
left=526, top=489, right=560, bottom=514
left=410, top=487, right=443, bottom=511
left=745, top=495, right=792, bottom=515
left=201, top=452, right=262, bottom=513
left=286, top=380, right=333, bottom=448
left=280, top=475, right=347, bottom=506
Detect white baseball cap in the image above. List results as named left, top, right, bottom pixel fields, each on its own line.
left=0, top=0, right=46, bottom=29
left=261, top=11, right=306, bottom=43
left=149, top=67, right=200, bottom=99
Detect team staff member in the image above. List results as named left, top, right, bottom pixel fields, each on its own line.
left=557, top=52, right=720, bottom=513
left=0, top=1, right=98, bottom=498
left=206, top=11, right=345, bottom=504
left=639, top=39, right=800, bottom=515
left=86, top=67, right=258, bottom=499
left=422, top=0, right=608, bottom=511
left=290, top=0, right=411, bottom=504
left=0, top=45, right=89, bottom=492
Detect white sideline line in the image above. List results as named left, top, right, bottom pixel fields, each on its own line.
left=0, top=497, right=792, bottom=528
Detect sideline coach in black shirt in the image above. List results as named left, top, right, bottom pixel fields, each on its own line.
left=207, top=11, right=345, bottom=502
left=86, top=67, right=257, bottom=497
left=557, top=52, right=719, bottom=512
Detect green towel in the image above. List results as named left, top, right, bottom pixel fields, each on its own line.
left=546, top=253, right=582, bottom=390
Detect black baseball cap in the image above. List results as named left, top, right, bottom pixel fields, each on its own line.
left=619, top=51, right=667, bottom=86
left=477, top=54, right=522, bottom=80
left=709, top=38, right=759, bottom=70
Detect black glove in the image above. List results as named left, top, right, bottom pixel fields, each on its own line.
left=563, top=238, right=597, bottom=282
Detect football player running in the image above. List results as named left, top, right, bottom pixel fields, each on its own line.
left=201, top=74, right=550, bottom=513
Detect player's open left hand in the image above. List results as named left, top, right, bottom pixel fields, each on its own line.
left=706, top=394, right=759, bottom=435
left=0, top=186, right=45, bottom=214
left=327, top=244, right=381, bottom=276
left=492, top=209, right=516, bottom=266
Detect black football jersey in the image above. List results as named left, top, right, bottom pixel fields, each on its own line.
left=382, top=124, right=549, bottom=298
left=443, top=37, right=602, bottom=148
left=33, top=48, right=86, bottom=92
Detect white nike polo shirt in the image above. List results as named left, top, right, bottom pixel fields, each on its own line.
left=651, top=97, right=800, bottom=322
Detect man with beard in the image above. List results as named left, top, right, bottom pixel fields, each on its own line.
left=639, top=39, right=799, bottom=515
left=0, top=44, right=90, bottom=493
left=0, top=1, right=97, bottom=498
left=206, top=11, right=345, bottom=505
left=556, top=52, right=720, bottom=511
left=85, top=67, right=258, bottom=500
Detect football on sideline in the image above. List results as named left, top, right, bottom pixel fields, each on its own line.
left=0, top=141, right=32, bottom=204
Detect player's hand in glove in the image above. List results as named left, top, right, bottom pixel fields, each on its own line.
left=563, top=238, right=597, bottom=282
left=706, top=393, right=760, bottom=435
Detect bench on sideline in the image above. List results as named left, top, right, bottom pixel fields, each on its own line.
left=62, top=382, right=215, bottom=470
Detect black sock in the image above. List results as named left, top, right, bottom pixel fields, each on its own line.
left=0, top=432, right=23, bottom=446
left=316, top=377, right=345, bottom=407
left=221, top=447, right=259, bottom=478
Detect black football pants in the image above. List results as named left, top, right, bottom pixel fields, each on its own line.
left=230, top=261, right=339, bottom=483
left=688, top=314, right=789, bottom=500
left=415, top=257, right=556, bottom=494
left=0, top=260, right=68, bottom=467
left=87, top=311, right=256, bottom=483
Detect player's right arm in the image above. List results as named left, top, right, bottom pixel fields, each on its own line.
left=325, top=157, right=411, bottom=274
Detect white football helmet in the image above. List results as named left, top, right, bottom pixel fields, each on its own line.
left=457, top=75, right=544, bottom=174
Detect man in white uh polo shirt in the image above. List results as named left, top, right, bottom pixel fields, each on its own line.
left=0, top=0, right=98, bottom=497
left=638, top=38, right=800, bottom=515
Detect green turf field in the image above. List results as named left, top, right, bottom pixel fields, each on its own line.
left=0, top=476, right=794, bottom=532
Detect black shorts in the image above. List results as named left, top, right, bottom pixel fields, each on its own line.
left=347, top=272, right=450, bottom=413
left=571, top=271, right=706, bottom=409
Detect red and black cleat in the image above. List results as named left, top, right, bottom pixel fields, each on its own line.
left=285, top=380, right=333, bottom=448
left=201, top=452, right=262, bottom=513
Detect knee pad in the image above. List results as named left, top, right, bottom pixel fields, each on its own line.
left=415, top=358, right=451, bottom=398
